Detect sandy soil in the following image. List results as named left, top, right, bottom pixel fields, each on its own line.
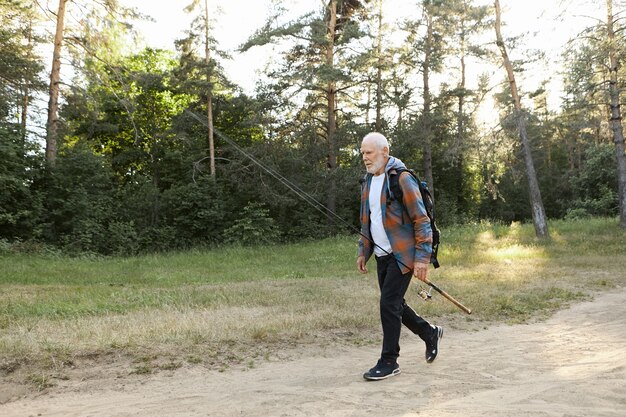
left=2, top=287, right=625, bottom=417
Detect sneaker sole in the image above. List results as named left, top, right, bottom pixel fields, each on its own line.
left=363, top=368, right=401, bottom=381
left=426, top=326, right=443, bottom=363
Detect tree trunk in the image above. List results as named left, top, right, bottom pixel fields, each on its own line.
left=457, top=61, right=465, bottom=147
left=456, top=18, right=467, bottom=212
left=393, top=74, right=404, bottom=129
left=21, top=85, right=29, bottom=145
left=606, top=0, right=626, bottom=227
left=325, top=0, right=338, bottom=217
left=365, top=80, right=371, bottom=127
left=21, top=20, right=32, bottom=146
left=46, top=0, right=68, bottom=166
left=494, top=0, right=549, bottom=238
left=374, top=0, right=383, bottom=132
left=204, top=0, right=215, bottom=178
left=422, top=9, right=434, bottom=192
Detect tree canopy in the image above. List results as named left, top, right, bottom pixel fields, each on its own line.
left=1, top=0, right=625, bottom=254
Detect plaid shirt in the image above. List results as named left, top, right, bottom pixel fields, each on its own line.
left=358, top=157, right=433, bottom=274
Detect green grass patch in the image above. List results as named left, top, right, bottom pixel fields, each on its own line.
left=1, top=217, right=625, bottom=371
left=0, top=236, right=354, bottom=286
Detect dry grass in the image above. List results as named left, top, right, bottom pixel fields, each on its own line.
left=1, top=217, right=625, bottom=384
left=1, top=278, right=380, bottom=360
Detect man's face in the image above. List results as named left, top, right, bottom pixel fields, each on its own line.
left=360, top=139, right=388, bottom=175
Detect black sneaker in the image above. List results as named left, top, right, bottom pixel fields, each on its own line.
left=425, top=325, right=443, bottom=363
left=363, top=359, right=401, bottom=381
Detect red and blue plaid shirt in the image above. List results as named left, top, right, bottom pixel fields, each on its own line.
left=358, top=157, right=433, bottom=274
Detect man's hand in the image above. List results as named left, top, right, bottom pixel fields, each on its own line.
left=413, top=261, right=429, bottom=282
left=357, top=256, right=368, bottom=274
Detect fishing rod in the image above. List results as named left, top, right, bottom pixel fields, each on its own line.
left=185, top=110, right=472, bottom=315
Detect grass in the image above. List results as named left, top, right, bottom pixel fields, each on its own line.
left=1, top=217, right=625, bottom=383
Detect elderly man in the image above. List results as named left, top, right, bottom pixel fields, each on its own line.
left=357, top=132, right=443, bottom=381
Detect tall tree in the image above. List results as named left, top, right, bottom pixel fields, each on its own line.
left=448, top=1, right=491, bottom=219
left=324, top=0, right=340, bottom=214
left=494, top=0, right=549, bottom=238
left=606, top=0, right=626, bottom=227
left=558, top=1, right=625, bottom=220
left=46, top=0, right=69, bottom=165
left=343, top=0, right=394, bottom=132
left=21, top=19, right=33, bottom=143
left=421, top=2, right=435, bottom=191
left=369, top=0, right=388, bottom=131
left=241, top=0, right=367, bottom=216
left=402, top=0, right=452, bottom=192
left=203, top=0, right=215, bottom=178
left=560, top=36, right=607, bottom=170
left=0, top=1, right=45, bottom=241
left=182, top=0, right=218, bottom=178
left=177, top=0, right=231, bottom=179
left=0, top=0, right=45, bottom=145
left=450, top=1, right=490, bottom=154
left=45, top=0, right=141, bottom=165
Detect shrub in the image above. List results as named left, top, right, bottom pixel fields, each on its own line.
left=223, top=202, right=281, bottom=246
left=106, top=220, right=139, bottom=256
left=567, top=144, right=618, bottom=217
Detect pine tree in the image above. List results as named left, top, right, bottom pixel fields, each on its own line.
left=494, top=0, right=549, bottom=238
left=605, top=0, right=626, bottom=227
left=46, top=0, right=69, bottom=165
left=241, top=0, right=368, bottom=217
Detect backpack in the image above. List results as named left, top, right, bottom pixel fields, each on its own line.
left=388, top=168, right=441, bottom=268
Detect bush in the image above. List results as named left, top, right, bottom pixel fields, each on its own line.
left=567, top=144, right=618, bottom=217
left=138, top=226, right=179, bottom=253
left=0, top=238, right=11, bottom=253
left=107, top=220, right=139, bottom=256
left=0, top=126, right=41, bottom=240
left=161, top=181, right=226, bottom=247
left=564, top=207, right=591, bottom=220
left=35, top=144, right=115, bottom=253
left=223, top=202, right=281, bottom=246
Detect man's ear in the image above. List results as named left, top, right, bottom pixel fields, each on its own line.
left=383, top=147, right=389, bottom=157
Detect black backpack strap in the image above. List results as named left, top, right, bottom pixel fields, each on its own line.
left=387, top=168, right=407, bottom=203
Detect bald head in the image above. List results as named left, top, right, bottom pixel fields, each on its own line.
left=360, top=132, right=389, bottom=175
left=361, top=132, right=389, bottom=150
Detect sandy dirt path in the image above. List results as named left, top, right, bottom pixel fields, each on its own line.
left=2, top=288, right=625, bottom=417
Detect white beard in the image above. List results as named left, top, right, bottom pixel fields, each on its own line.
left=366, top=157, right=385, bottom=175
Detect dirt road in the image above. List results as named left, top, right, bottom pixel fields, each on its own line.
left=2, top=288, right=625, bottom=417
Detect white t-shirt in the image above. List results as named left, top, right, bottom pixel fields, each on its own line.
left=369, top=173, right=393, bottom=257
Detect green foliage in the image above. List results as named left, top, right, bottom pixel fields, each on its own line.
left=3, top=1, right=625, bottom=257
left=224, top=201, right=281, bottom=246
left=35, top=143, right=117, bottom=255
left=161, top=180, right=227, bottom=247
left=106, top=220, right=139, bottom=256
left=566, top=143, right=618, bottom=217
left=0, top=126, right=41, bottom=239
left=0, top=0, right=45, bottom=120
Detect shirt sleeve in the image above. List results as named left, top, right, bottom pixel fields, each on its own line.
left=357, top=177, right=372, bottom=259
left=398, top=172, right=432, bottom=263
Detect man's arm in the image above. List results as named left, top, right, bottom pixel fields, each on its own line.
left=398, top=172, right=432, bottom=280
left=357, top=177, right=373, bottom=271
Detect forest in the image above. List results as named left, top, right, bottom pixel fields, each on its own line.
left=1, top=0, right=625, bottom=256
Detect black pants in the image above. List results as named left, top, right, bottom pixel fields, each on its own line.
left=376, top=254, right=433, bottom=363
